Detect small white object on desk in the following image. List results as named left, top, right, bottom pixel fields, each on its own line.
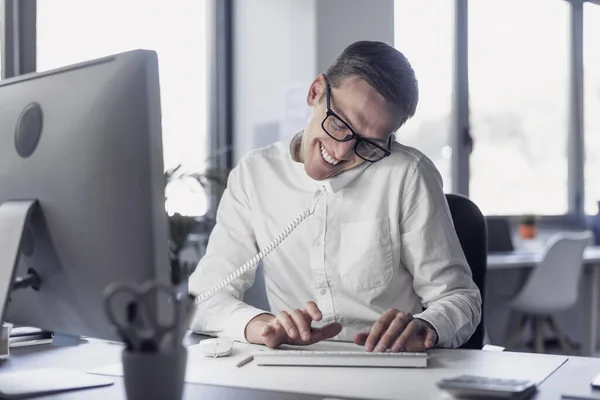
left=482, top=344, right=506, bottom=352
left=251, top=350, right=429, bottom=368
left=197, top=338, right=233, bottom=358
left=0, top=369, right=113, bottom=398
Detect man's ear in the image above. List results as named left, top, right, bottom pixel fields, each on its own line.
left=307, top=74, right=326, bottom=107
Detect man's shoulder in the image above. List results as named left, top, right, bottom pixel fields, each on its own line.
left=370, top=141, right=443, bottom=190
left=379, top=141, right=435, bottom=172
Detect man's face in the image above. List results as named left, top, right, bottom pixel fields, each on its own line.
left=299, top=75, right=399, bottom=181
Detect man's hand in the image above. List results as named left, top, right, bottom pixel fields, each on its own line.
left=354, top=308, right=437, bottom=352
left=245, top=301, right=342, bottom=348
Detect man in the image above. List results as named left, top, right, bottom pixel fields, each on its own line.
left=189, top=40, right=481, bottom=352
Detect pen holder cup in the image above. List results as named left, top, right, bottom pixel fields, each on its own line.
left=122, top=346, right=187, bottom=400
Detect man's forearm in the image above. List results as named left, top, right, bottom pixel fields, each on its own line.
left=190, top=293, right=270, bottom=342
left=414, top=290, right=482, bottom=348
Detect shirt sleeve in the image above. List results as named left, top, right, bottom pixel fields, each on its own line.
left=187, top=158, right=270, bottom=342
left=399, top=156, right=482, bottom=348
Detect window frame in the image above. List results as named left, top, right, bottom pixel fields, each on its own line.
left=1, top=0, right=36, bottom=79
left=448, top=0, right=593, bottom=225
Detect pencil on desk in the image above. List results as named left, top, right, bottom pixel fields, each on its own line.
left=10, top=338, right=53, bottom=348
left=236, top=355, right=254, bottom=368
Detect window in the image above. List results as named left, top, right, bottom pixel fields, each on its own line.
left=469, top=0, right=569, bottom=215
left=394, top=0, right=453, bottom=190
left=37, top=0, right=210, bottom=216
left=585, top=2, right=600, bottom=215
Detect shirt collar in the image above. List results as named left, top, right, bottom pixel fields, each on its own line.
left=288, top=132, right=372, bottom=194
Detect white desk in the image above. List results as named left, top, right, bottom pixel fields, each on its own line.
left=5, top=336, right=600, bottom=400
left=1, top=338, right=322, bottom=399
left=487, top=246, right=600, bottom=357
left=92, top=339, right=570, bottom=399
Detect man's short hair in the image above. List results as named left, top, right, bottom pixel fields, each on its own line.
left=325, top=40, right=418, bottom=128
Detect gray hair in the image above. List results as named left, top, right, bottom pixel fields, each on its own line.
left=325, top=40, right=419, bottom=128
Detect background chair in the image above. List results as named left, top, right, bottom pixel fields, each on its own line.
left=504, top=231, right=593, bottom=354
left=445, top=193, right=488, bottom=350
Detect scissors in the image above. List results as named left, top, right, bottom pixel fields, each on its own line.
left=103, top=281, right=182, bottom=352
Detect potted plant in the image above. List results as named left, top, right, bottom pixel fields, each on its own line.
left=164, top=165, right=230, bottom=284
left=518, top=214, right=537, bottom=239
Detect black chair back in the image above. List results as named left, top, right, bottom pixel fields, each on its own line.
left=445, top=193, right=487, bottom=349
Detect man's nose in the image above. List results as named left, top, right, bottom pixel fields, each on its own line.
left=332, top=140, right=355, bottom=160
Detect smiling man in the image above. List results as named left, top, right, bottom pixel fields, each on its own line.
left=189, top=41, right=482, bottom=352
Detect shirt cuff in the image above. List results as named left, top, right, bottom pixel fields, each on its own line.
left=413, top=308, right=454, bottom=348
left=217, top=304, right=270, bottom=343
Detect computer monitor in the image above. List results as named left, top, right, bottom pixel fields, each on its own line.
left=0, top=50, right=171, bottom=342
left=486, top=217, right=515, bottom=253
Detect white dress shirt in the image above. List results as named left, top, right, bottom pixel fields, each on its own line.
left=188, top=135, right=482, bottom=348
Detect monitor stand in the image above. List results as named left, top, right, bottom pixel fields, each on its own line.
left=0, top=200, right=114, bottom=397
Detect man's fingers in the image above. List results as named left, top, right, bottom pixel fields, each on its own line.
left=365, top=309, right=400, bottom=352
left=424, top=328, right=437, bottom=349
left=392, top=320, right=428, bottom=352
left=354, top=332, right=369, bottom=346
left=261, top=323, right=275, bottom=337
left=374, top=313, right=412, bottom=352
left=262, top=323, right=287, bottom=348
left=277, top=311, right=298, bottom=339
left=303, top=301, right=323, bottom=321
left=290, top=309, right=311, bottom=341
left=307, top=322, right=342, bottom=344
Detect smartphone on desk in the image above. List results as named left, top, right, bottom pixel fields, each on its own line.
left=436, top=375, right=537, bottom=399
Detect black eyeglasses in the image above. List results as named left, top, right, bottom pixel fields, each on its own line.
left=320, top=75, right=391, bottom=163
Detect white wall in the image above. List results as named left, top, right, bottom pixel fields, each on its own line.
left=233, top=0, right=317, bottom=162
left=315, top=0, right=395, bottom=75
left=233, top=0, right=395, bottom=162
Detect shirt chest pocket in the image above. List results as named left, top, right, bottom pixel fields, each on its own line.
left=339, top=218, right=394, bottom=291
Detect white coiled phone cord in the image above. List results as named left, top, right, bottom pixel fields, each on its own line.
left=195, top=187, right=327, bottom=305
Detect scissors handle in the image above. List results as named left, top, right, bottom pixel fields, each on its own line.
left=103, top=281, right=181, bottom=352
left=103, top=282, right=142, bottom=349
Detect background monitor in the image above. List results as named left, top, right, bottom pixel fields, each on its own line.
left=486, top=217, right=515, bottom=254
left=0, top=50, right=171, bottom=341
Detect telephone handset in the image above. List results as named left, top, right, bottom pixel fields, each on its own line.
left=194, top=187, right=327, bottom=305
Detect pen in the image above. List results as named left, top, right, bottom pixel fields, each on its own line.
left=10, top=338, right=54, bottom=348
left=236, top=355, right=254, bottom=368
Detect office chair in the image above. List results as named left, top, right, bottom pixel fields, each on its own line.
left=504, top=231, right=593, bottom=354
left=445, top=193, right=488, bottom=350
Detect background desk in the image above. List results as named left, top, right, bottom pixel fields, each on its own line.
left=3, top=335, right=600, bottom=400
left=488, top=246, right=600, bottom=357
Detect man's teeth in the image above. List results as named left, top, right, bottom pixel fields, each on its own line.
left=320, top=144, right=340, bottom=166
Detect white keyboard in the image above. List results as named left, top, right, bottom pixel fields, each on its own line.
left=252, top=350, right=429, bottom=368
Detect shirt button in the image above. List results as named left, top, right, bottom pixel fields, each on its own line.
left=319, top=288, right=327, bottom=296
left=314, top=239, right=321, bottom=247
